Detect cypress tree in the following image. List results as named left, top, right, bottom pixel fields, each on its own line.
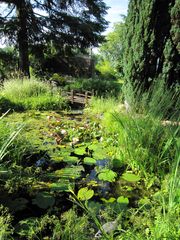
left=123, top=0, right=180, bottom=89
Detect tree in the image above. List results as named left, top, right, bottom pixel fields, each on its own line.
left=0, top=0, right=108, bottom=77
left=97, top=21, right=125, bottom=78
left=123, top=0, right=180, bottom=89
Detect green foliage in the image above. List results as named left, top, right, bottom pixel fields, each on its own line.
left=0, top=0, right=108, bottom=76
left=98, top=169, right=117, bottom=182
left=64, top=77, right=121, bottom=97
left=15, top=217, right=39, bottom=239
left=54, top=208, right=91, bottom=240
left=121, top=172, right=141, bottom=182
left=97, top=22, right=125, bottom=79
left=0, top=206, right=13, bottom=240
left=123, top=0, right=180, bottom=88
left=85, top=96, right=119, bottom=116
left=0, top=78, right=66, bottom=111
left=77, top=187, right=94, bottom=201
left=122, top=78, right=180, bottom=119
left=96, top=59, right=116, bottom=78
left=0, top=47, right=18, bottom=80
left=50, top=73, right=66, bottom=86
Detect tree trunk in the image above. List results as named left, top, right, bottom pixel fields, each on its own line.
left=16, top=0, right=30, bottom=78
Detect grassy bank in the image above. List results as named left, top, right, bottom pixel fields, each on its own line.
left=0, top=78, right=66, bottom=112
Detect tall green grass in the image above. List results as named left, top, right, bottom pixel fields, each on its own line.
left=0, top=78, right=66, bottom=111
left=122, top=79, right=180, bottom=120
left=85, top=96, right=120, bottom=116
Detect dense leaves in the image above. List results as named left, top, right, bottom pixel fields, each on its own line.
left=123, top=0, right=180, bottom=89
left=0, top=0, right=108, bottom=75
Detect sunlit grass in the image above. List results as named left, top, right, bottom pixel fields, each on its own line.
left=0, top=78, right=66, bottom=111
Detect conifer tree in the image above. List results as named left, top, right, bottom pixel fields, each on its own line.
left=0, top=0, right=108, bottom=77
left=123, top=0, right=180, bottom=89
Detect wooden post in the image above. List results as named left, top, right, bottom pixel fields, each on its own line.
left=71, top=90, right=74, bottom=104
left=85, top=91, right=88, bottom=104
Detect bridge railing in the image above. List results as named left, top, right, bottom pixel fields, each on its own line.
left=65, top=90, right=94, bottom=104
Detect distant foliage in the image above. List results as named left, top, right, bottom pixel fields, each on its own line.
left=123, top=0, right=180, bottom=89
left=96, top=22, right=125, bottom=79
left=0, top=47, right=18, bottom=80
left=64, top=77, right=121, bottom=97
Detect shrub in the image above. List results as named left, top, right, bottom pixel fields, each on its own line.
left=64, top=77, right=121, bottom=97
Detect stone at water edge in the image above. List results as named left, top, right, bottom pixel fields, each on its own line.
left=94, top=220, right=118, bottom=238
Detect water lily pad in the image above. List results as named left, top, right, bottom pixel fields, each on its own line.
left=117, top=196, right=129, bottom=209
left=32, top=192, right=55, bottom=209
left=98, top=169, right=117, bottom=182
left=74, top=147, right=87, bottom=155
left=101, top=197, right=116, bottom=203
left=84, top=157, right=96, bottom=165
left=50, top=155, right=64, bottom=162
left=55, top=166, right=84, bottom=179
left=63, top=156, right=79, bottom=164
left=77, top=187, right=94, bottom=201
left=49, top=180, right=72, bottom=192
left=88, top=143, right=99, bottom=151
left=93, top=149, right=106, bottom=160
left=121, top=172, right=140, bottom=182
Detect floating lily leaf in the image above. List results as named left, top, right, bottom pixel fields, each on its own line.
left=117, top=196, right=129, bottom=209
left=49, top=180, right=73, bottom=192
left=121, top=173, right=140, bottom=182
left=98, top=169, right=117, bottom=182
left=84, top=157, right=96, bottom=165
left=50, top=155, right=64, bottom=162
left=74, top=147, right=86, bottom=155
left=77, top=187, right=94, bottom=201
left=93, top=148, right=106, bottom=160
left=64, top=156, right=79, bottom=164
left=101, top=197, right=116, bottom=203
left=32, top=192, right=55, bottom=209
left=88, top=143, right=99, bottom=151
left=55, top=166, right=84, bottom=179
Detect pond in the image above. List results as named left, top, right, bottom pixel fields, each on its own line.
left=0, top=110, right=149, bottom=239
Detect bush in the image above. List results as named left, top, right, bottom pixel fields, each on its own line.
left=64, top=77, right=122, bottom=97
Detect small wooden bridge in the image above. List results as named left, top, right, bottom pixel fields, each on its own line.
left=64, top=90, right=94, bottom=105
